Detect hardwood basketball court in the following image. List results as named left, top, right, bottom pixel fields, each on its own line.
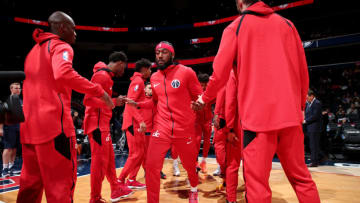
left=1, top=158, right=360, bottom=202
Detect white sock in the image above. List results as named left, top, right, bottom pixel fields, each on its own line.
left=190, top=187, right=197, bottom=192
left=3, top=164, right=9, bottom=169
left=173, top=159, right=178, bottom=165
left=9, top=162, right=14, bottom=169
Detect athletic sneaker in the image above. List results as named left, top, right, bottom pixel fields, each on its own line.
left=89, top=197, right=106, bottom=203
left=173, top=160, right=180, bottom=176
left=213, top=165, right=221, bottom=176
left=189, top=190, right=199, bottom=203
left=126, top=179, right=146, bottom=189
left=110, top=185, right=134, bottom=202
left=9, top=166, right=21, bottom=176
left=161, top=171, right=167, bottom=179
left=200, top=161, right=207, bottom=173
left=2, top=168, right=10, bottom=178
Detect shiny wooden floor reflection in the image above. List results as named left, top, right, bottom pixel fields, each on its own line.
left=1, top=159, right=360, bottom=202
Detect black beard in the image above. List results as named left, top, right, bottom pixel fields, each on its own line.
left=156, top=59, right=173, bottom=70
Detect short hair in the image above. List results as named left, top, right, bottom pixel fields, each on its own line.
left=10, top=82, right=20, bottom=89
left=243, top=0, right=260, bottom=6
left=198, top=73, right=210, bottom=83
left=109, top=51, right=127, bottom=63
left=135, top=58, right=152, bottom=72
left=145, top=82, right=151, bottom=87
left=308, top=89, right=315, bottom=96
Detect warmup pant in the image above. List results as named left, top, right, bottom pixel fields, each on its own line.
left=308, top=132, right=320, bottom=165
left=119, top=128, right=145, bottom=181
left=242, top=125, right=320, bottom=203
left=171, top=145, right=178, bottom=159
left=146, top=128, right=199, bottom=203
left=89, top=131, right=118, bottom=199
left=195, top=121, right=212, bottom=158
left=17, top=135, right=76, bottom=203
left=143, top=132, right=151, bottom=170
left=226, top=130, right=242, bottom=202
left=213, top=128, right=227, bottom=177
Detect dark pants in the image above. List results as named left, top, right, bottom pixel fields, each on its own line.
left=308, top=132, right=320, bottom=164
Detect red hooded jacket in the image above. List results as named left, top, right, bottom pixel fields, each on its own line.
left=225, top=71, right=238, bottom=131
left=21, top=29, right=104, bottom=144
left=122, top=72, right=146, bottom=130
left=83, top=62, right=117, bottom=134
left=139, top=64, right=203, bottom=138
left=203, top=2, right=309, bottom=132
left=214, top=87, right=226, bottom=120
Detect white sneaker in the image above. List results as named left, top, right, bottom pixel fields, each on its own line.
left=173, top=159, right=180, bottom=176
left=213, top=165, right=221, bottom=176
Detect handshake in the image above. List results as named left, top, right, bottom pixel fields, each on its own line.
left=191, top=95, right=206, bottom=111
left=99, top=93, right=137, bottom=109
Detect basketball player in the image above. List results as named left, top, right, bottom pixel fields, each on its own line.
left=83, top=51, right=133, bottom=203
left=126, top=41, right=202, bottom=203
left=196, top=1, right=321, bottom=202
left=18, top=11, right=113, bottom=203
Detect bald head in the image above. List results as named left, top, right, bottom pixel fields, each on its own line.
left=48, top=11, right=76, bottom=44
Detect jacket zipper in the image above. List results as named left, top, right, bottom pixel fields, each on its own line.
left=57, top=94, right=64, bottom=133
left=163, top=73, right=175, bottom=137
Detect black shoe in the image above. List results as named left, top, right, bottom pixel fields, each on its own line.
left=160, top=171, right=167, bottom=179
left=196, top=166, right=201, bottom=174
left=9, top=166, right=21, bottom=176
left=307, top=163, right=318, bottom=167
left=2, top=168, right=10, bottom=177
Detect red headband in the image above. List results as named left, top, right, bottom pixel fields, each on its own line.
left=155, top=42, right=175, bottom=55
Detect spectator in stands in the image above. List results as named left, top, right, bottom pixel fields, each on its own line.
left=2, top=82, right=22, bottom=177
left=72, top=110, right=83, bottom=129
left=347, top=103, right=359, bottom=121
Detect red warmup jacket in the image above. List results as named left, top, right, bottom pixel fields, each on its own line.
left=83, top=62, right=117, bottom=134
left=214, top=87, right=226, bottom=120
left=139, top=64, right=203, bottom=137
left=142, top=96, right=156, bottom=132
left=21, top=29, right=104, bottom=144
left=122, top=72, right=146, bottom=130
left=225, top=71, right=238, bottom=131
left=203, top=1, right=309, bottom=132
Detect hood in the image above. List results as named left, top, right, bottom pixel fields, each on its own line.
left=130, top=72, right=143, bottom=81
left=93, top=61, right=109, bottom=73
left=245, top=1, right=274, bottom=15
left=32, top=29, right=60, bottom=44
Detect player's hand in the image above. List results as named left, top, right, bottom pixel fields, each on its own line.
left=124, top=98, right=138, bottom=107
left=213, top=114, right=220, bottom=129
left=0, top=124, right=3, bottom=136
left=227, top=131, right=238, bottom=144
left=191, top=95, right=205, bottom=111
left=139, top=122, right=147, bottom=133
left=115, top=95, right=126, bottom=106
left=101, top=91, right=115, bottom=109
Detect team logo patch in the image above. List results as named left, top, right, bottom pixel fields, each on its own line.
left=63, top=51, right=69, bottom=61
left=134, top=84, right=139, bottom=91
left=171, top=79, right=180, bottom=88
left=153, top=83, right=160, bottom=88
left=152, top=130, right=160, bottom=137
